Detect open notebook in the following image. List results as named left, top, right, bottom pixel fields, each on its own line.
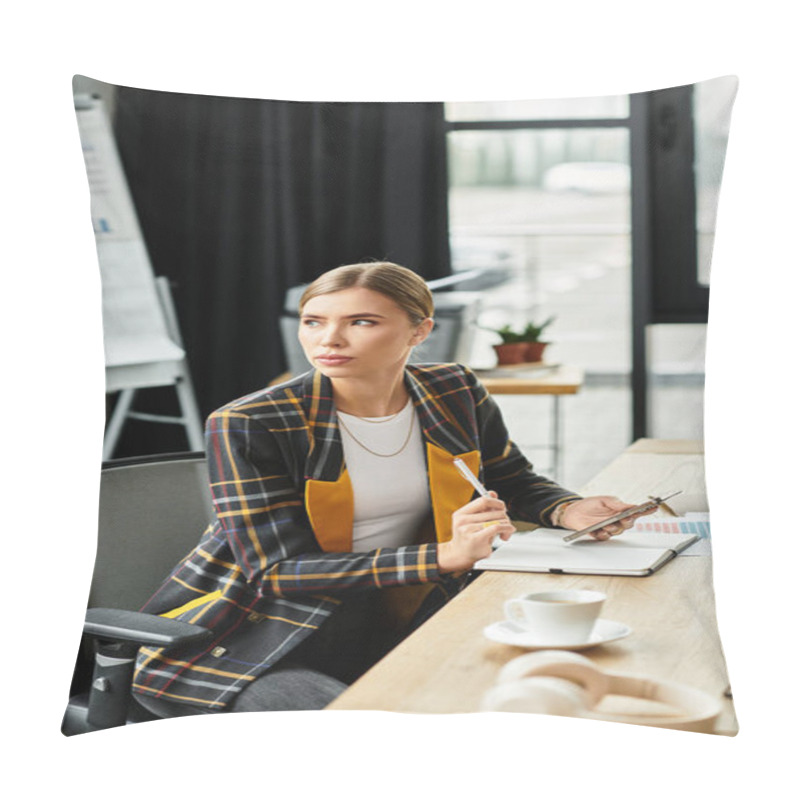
left=474, top=529, right=699, bottom=577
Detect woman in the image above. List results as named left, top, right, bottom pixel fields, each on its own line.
left=133, top=261, right=643, bottom=717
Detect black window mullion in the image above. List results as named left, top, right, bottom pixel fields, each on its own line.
left=446, top=118, right=630, bottom=131
left=647, top=85, right=708, bottom=323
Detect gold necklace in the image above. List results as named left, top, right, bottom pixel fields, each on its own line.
left=337, top=409, right=416, bottom=458
left=346, top=409, right=401, bottom=424
left=336, top=397, right=408, bottom=424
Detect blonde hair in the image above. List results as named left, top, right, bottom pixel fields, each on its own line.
left=299, top=262, right=434, bottom=325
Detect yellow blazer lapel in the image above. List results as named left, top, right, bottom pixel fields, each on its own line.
left=403, top=366, right=484, bottom=543
left=302, top=369, right=354, bottom=552
left=426, top=443, right=480, bottom=542
left=307, top=444, right=480, bottom=550
left=305, top=468, right=354, bottom=552
left=302, top=367, right=483, bottom=551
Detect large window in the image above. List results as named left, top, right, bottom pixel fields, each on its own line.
left=445, top=97, right=636, bottom=484
left=445, top=99, right=632, bottom=376
left=444, top=84, right=730, bottom=483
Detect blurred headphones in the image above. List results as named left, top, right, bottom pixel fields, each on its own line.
left=481, top=650, right=722, bottom=733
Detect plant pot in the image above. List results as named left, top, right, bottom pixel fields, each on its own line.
left=523, top=341, right=549, bottom=362
left=493, top=342, right=528, bottom=365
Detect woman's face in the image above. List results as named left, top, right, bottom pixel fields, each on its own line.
left=298, top=287, right=433, bottom=381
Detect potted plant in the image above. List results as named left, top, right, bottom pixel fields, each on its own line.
left=486, top=324, right=528, bottom=365
left=520, top=316, right=555, bottom=362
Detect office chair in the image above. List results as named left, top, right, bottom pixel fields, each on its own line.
left=61, top=452, right=216, bottom=736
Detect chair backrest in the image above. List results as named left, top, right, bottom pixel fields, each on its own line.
left=89, top=452, right=216, bottom=611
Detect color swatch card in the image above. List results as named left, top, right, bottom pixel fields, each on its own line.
left=631, top=512, right=711, bottom=556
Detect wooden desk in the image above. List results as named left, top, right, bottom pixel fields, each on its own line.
left=473, top=364, right=584, bottom=481
left=327, top=439, right=737, bottom=735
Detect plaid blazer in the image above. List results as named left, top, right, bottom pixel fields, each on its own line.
left=132, top=363, right=580, bottom=710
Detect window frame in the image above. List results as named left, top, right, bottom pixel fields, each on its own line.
left=445, top=88, right=707, bottom=439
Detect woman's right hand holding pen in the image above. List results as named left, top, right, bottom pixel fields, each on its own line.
left=437, top=492, right=516, bottom=573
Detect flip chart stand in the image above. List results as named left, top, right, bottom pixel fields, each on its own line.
left=103, top=277, right=205, bottom=460
left=73, top=93, right=204, bottom=459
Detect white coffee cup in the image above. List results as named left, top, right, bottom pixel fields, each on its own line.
left=503, top=589, right=606, bottom=645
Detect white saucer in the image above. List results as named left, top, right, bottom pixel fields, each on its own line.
left=482, top=618, right=631, bottom=650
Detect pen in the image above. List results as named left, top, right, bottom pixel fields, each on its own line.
left=649, top=495, right=679, bottom=517
left=453, top=458, right=490, bottom=497
left=453, top=458, right=508, bottom=536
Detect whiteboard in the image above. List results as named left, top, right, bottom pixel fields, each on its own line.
left=74, top=95, right=184, bottom=369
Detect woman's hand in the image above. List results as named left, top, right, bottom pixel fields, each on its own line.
left=559, top=496, right=657, bottom=540
left=437, top=492, right=516, bottom=573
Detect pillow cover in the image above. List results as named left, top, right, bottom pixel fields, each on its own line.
left=64, top=75, right=738, bottom=738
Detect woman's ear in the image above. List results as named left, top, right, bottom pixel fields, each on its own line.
left=410, top=317, right=435, bottom=345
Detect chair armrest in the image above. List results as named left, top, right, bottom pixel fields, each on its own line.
left=84, top=607, right=212, bottom=648
left=62, top=609, right=213, bottom=735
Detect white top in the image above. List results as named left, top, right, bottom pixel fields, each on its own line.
left=336, top=399, right=431, bottom=552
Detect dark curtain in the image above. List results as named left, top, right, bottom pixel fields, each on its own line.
left=109, top=87, right=452, bottom=456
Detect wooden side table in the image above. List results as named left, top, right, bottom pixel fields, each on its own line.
left=473, top=364, right=584, bottom=481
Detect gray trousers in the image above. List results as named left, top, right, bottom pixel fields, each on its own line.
left=136, top=663, right=348, bottom=716
left=135, top=591, right=395, bottom=717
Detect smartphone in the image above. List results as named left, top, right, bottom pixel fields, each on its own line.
left=562, top=491, right=682, bottom=543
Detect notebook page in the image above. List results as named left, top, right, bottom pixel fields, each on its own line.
left=477, top=529, right=697, bottom=574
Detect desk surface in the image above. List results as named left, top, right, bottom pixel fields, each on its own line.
left=327, top=439, right=736, bottom=735
left=473, top=364, right=584, bottom=395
